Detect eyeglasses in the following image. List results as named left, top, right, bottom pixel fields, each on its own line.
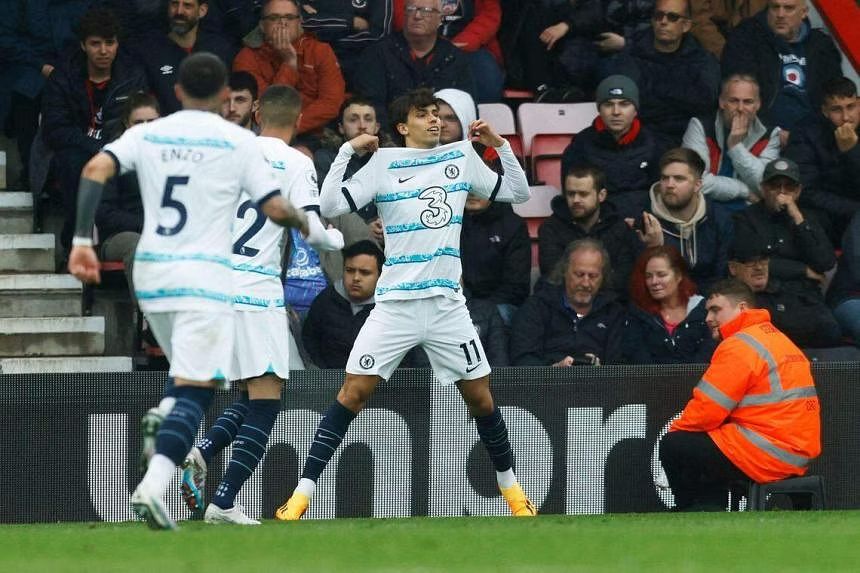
left=405, top=5, right=441, bottom=17
left=652, top=10, right=687, bottom=22
left=262, top=13, right=300, bottom=23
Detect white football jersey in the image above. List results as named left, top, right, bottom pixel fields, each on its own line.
left=319, top=139, right=529, bottom=302
left=104, top=110, right=281, bottom=312
left=231, top=137, right=320, bottom=310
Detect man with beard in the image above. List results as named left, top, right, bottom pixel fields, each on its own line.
left=538, top=165, right=635, bottom=299
left=629, top=147, right=733, bottom=292
left=131, top=0, right=235, bottom=114
left=222, top=71, right=258, bottom=131
left=510, top=239, right=626, bottom=366
left=660, top=278, right=820, bottom=511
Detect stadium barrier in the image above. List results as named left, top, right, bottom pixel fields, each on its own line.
left=2, top=364, right=858, bottom=523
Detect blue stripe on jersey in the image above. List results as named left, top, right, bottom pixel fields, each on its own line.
left=233, top=263, right=280, bottom=277
left=142, top=134, right=236, bottom=149
left=384, top=247, right=461, bottom=266
left=385, top=216, right=463, bottom=234
left=136, top=251, right=232, bottom=267
left=136, top=288, right=232, bottom=303
left=376, top=182, right=472, bottom=203
left=387, top=149, right=465, bottom=169
left=376, top=278, right=460, bottom=295
left=233, top=295, right=286, bottom=307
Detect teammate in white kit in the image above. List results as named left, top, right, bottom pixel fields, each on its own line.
left=68, top=53, right=308, bottom=530
left=179, top=85, right=344, bottom=525
left=276, top=88, right=538, bottom=520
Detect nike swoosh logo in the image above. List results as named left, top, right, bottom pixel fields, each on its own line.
left=398, top=176, right=415, bottom=183
left=466, top=363, right=482, bottom=373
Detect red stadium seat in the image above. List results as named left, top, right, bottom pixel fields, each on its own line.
left=530, top=133, right=574, bottom=189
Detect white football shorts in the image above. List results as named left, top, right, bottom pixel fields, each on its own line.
left=232, top=307, right=290, bottom=381
left=345, top=296, right=491, bottom=384
left=146, top=310, right=234, bottom=386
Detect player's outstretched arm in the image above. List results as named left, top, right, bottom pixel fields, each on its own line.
left=320, top=134, right=379, bottom=217
left=468, top=120, right=530, bottom=204
left=68, top=152, right=118, bottom=284
left=261, top=195, right=310, bottom=235
left=304, top=211, right=345, bottom=251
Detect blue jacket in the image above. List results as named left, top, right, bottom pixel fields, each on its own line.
left=622, top=297, right=716, bottom=364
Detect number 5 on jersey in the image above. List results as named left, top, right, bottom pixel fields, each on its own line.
left=156, top=176, right=189, bottom=236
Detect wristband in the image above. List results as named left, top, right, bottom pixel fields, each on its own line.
left=72, top=237, right=94, bottom=247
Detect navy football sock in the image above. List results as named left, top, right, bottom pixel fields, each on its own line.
left=300, top=401, right=356, bottom=482
left=212, top=399, right=280, bottom=509
left=475, top=406, right=514, bottom=473
left=155, top=385, right=214, bottom=466
left=197, top=391, right=250, bottom=464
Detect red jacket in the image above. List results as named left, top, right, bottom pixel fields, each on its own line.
left=393, top=0, right=503, bottom=64
left=671, top=309, right=821, bottom=483
left=233, top=34, right=345, bottom=134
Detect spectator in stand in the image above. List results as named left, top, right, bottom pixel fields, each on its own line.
left=299, top=0, right=393, bottom=91
left=463, top=290, right=510, bottom=366
left=629, top=148, right=734, bottom=292
left=623, top=245, right=716, bottom=364
left=538, top=165, right=635, bottom=299
left=561, top=75, right=666, bottom=217
left=130, top=0, right=236, bottom=115
left=198, top=0, right=264, bottom=54
left=392, top=0, right=503, bottom=103
left=607, top=0, right=720, bottom=146
left=94, top=92, right=160, bottom=303
left=733, top=158, right=835, bottom=301
left=828, top=211, right=860, bottom=345
left=42, top=7, right=148, bottom=254
left=683, top=74, right=781, bottom=207
left=234, top=0, right=345, bottom=136
left=722, top=0, right=842, bottom=145
left=786, top=77, right=860, bottom=245
left=510, top=239, right=626, bottom=366
left=688, top=0, right=767, bottom=59
left=354, top=0, right=477, bottom=126
left=728, top=237, right=841, bottom=348
left=221, top=70, right=259, bottom=131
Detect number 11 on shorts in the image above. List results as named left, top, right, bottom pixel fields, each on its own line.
left=460, top=339, right=482, bottom=366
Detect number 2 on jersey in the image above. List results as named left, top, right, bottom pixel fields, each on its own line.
left=155, top=176, right=189, bottom=236
left=233, top=200, right=266, bottom=256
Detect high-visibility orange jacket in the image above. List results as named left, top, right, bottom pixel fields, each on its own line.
left=233, top=35, right=345, bottom=135
left=671, top=308, right=821, bottom=483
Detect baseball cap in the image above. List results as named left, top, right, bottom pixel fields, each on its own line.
left=595, top=75, right=640, bottom=110
left=762, top=158, right=801, bottom=184
left=729, top=238, right=771, bottom=263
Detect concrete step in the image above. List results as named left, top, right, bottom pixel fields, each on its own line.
left=0, top=192, right=34, bottom=234
left=0, top=274, right=82, bottom=318
left=0, top=316, right=104, bottom=357
left=0, top=234, right=54, bottom=273
left=0, top=356, right=132, bottom=374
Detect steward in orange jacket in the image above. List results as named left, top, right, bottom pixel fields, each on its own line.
left=660, top=278, right=820, bottom=510
left=234, top=1, right=345, bottom=135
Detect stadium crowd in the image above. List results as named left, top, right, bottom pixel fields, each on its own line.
left=2, top=0, right=858, bottom=368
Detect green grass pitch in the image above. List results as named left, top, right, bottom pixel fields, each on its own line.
left=3, top=512, right=860, bottom=572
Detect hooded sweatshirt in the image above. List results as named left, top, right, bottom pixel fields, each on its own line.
left=434, top=88, right=477, bottom=142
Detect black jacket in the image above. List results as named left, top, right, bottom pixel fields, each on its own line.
left=622, top=298, right=716, bottom=364
left=561, top=118, right=664, bottom=211
left=461, top=202, right=531, bottom=306
left=757, top=279, right=842, bottom=348
left=785, top=112, right=860, bottom=231
left=466, top=297, right=509, bottom=366
left=129, top=30, right=236, bottom=115
left=733, top=202, right=836, bottom=297
left=608, top=30, right=720, bottom=145
left=353, top=32, right=478, bottom=124
left=302, top=284, right=373, bottom=369
left=510, top=285, right=626, bottom=366
left=41, top=49, right=148, bottom=154
left=537, top=195, right=635, bottom=297
left=722, top=11, right=842, bottom=128
left=827, top=211, right=860, bottom=309
left=95, top=172, right=143, bottom=241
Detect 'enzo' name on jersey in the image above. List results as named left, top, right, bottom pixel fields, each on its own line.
left=161, top=148, right=204, bottom=163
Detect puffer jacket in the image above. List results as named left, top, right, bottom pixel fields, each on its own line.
left=622, top=296, right=717, bottom=364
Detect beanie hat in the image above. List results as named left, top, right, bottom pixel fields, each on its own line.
left=595, top=75, right=640, bottom=110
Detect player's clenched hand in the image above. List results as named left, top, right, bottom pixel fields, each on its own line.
left=552, top=356, right=574, bottom=367
left=348, top=134, right=379, bottom=155
left=468, top=120, right=504, bottom=148
left=68, top=246, right=101, bottom=285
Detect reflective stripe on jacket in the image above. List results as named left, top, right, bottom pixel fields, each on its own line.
left=671, top=308, right=821, bottom=483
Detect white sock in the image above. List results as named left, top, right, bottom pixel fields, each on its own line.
left=156, top=397, right=176, bottom=418
left=295, top=478, right=317, bottom=498
left=137, top=454, right=176, bottom=499
left=496, top=469, right=517, bottom=489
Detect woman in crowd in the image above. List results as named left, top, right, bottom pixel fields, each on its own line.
left=624, top=245, right=716, bottom=364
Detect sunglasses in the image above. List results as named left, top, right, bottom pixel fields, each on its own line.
left=652, top=10, right=687, bottom=22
